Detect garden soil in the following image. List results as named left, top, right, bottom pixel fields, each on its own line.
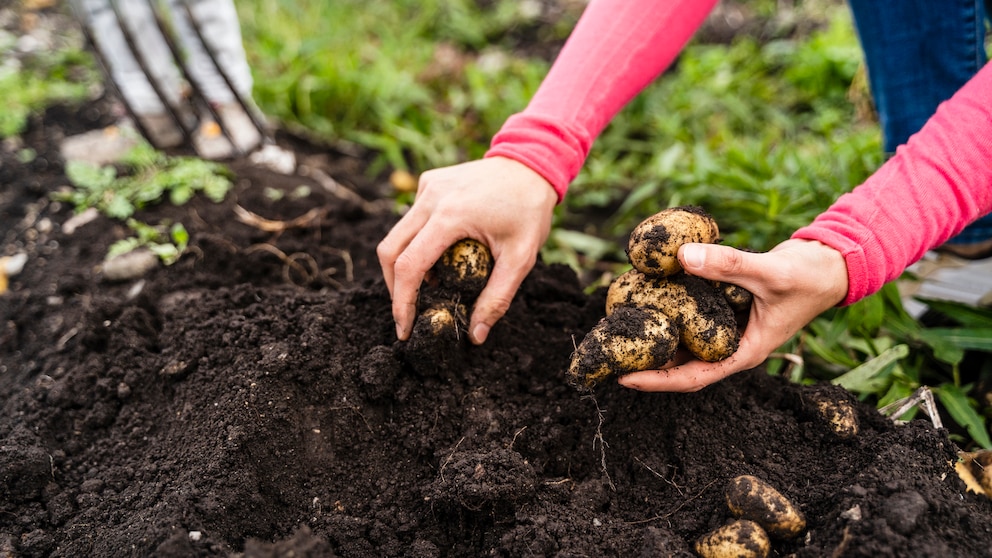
left=4, top=99, right=992, bottom=558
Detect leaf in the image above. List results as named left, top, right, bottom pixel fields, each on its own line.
left=935, top=384, right=992, bottom=449
left=917, top=299, right=992, bottom=328
left=65, top=160, right=116, bottom=191
left=831, top=344, right=909, bottom=393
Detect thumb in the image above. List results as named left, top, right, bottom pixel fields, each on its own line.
left=678, top=243, right=757, bottom=286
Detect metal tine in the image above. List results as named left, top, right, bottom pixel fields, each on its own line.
left=67, top=0, right=155, bottom=144
left=144, top=0, right=244, bottom=157
left=107, top=0, right=196, bottom=147
left=179, top=0, right=271, bottom=146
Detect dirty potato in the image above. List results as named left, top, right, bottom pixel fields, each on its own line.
left=694, top=519, right=771, bottom=558
left=412, top=300, right=467, bottom=341
left=626, top=206, right=719, bottom=277
left=714, top=280, right=754, bottom=315
left=606, top=269, right=739, bottom=362
left=726, top=475, right=806, bottom=539
left=567, top=305, right=679, bottom=389
left=810, top=394, right=859, bottom=439
left=433, top=238, right=493, bottom=297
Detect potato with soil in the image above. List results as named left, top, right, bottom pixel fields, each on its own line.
left=431, top=238, right=493, bottom=298
left=606, top=269, right=739, bottom=362
left=694, top=519, right=771, bottom=558
left=626, top=205, right=719, bottom=277
left=726, top=475, right=806, bottom=539
left=566, top=305, right=679, bottom=390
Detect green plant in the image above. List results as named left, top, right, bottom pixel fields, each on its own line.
left=0, top=38, right=98, bottom=138
left=59, top=140, right=233, bottom=220
left=790, top=284, right=992, bottom=449
left=108, top=219, right=190, bottom=265
left=55, top=139, right=232, bottom=264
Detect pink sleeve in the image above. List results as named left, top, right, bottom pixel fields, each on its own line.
left=793, top=63, right=992, bottom=305
left=484, top=0, right=719, bottom=202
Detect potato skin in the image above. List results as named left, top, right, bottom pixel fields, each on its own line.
left=433, top=238, right=493, bottom=296
left=413, top=301, right=467, bottom=341
left=694, top=519, right=770, bottom=558
left=627, top=206, right=719, bottom=277
left=726, top=475, right=806, bottom=539
left=567, top=306, right=678, bottom=389
left=606, top=270, right=739, bottom=362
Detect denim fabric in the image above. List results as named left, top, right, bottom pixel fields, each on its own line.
left=848, top=0, right=992, bottom=246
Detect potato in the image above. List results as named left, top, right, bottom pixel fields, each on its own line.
left=626, top=206, right=719, bottom=277
left=606, top=269, right=739, bottom=362
left=714, top=280, right=753, bottom=315
left=726, top=475, right=806, bottom=539
left=694, top=519, right=770, bottom=558
left=956, top=450, right=992, bottom=498
left=433, top=238, right=493, bottom=297
left=412, top=300, right=467, bottom=341
left=567, top=305, right=679, bottom=389
left=808, top=393, right=859, bottom=439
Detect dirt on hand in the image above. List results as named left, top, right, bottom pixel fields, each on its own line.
left=3, top=99, right=992, bottom=558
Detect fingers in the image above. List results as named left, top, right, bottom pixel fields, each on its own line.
left=678, top=243, right=761, bottom=290
left=375, top=209, right=427, bottom=296
left=467, top=248, right=537, bottom=344
left=617, top=335, right=766, bottom=392
left=384, top=222, right=461, bottom=341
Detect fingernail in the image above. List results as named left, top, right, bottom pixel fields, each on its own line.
left=395, top=322, right=405, bottom=340
left=682, top=244, right=705, bottom=269
left=471, top=323, right=490, bottom=344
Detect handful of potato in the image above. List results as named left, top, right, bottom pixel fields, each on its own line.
left=567, top=206, right=750, bottom=390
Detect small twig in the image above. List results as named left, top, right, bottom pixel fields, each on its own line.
left=633, top=456, right=683, bottom=496
left=625, top=478, right=719, bottom=525
left=234, top=204, right=327, bottom=232
left=585, top=394, right=616, bottom=491
left=439, top=436, right=466, bottom=483
left=326, top=405, right=374, bottom=433
left=508, top=426, right=528, bottom=451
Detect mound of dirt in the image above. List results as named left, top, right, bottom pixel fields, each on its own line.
left=3, top=100, right=992, bottom=558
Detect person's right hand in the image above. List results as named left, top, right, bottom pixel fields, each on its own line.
left=377, top=156, right=559, bottom=345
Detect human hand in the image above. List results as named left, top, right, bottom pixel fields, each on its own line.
left=618, top=239, right=849, bottom=392
left=377, top=156, right=559, bottom=344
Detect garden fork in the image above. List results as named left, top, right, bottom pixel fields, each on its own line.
left=68, top=0, right=270, bottom=156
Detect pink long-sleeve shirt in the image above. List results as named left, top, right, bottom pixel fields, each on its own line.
left=485, top=0, right=992, bottom=305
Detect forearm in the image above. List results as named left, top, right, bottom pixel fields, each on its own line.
left=793, top=63, right=992, bottom=305
left=485, top=0, right=718, bottom=201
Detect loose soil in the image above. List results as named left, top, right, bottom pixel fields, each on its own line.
left=5, top=29, right=992, bottom=558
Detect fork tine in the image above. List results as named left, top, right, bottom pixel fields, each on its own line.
left=178, top=0, right=271, bottom=146
left=107, top=0, right=195, bottom=147
left=67, top=0, right=154, bottom=142
left=143, top=0, right=244, bottom=157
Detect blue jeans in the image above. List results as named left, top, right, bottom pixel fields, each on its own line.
left=848, top=0, right=992, bottom=246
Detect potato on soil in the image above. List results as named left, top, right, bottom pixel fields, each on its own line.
left=694, top=519, right=770, bottom=558
left=726, top=475, right=806, bottom=539
left=626, top=206, right=719, bottom=277
left=809, top=393, right=859, bottom=439
left=432, top=238, right=493, bottom=297
left=567, top=305, right=678, bottom=390
left=412, top=300, right=467, bottom=342
left=606, top=269, right=739, bottom=362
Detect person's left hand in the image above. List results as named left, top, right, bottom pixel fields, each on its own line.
left=618, top=238, right=849, bottom=392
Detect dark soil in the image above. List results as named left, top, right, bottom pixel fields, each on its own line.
left=4, top=28, right=992, bottom=558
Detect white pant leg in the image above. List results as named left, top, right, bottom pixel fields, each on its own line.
left=169, top=0, right=253, bottom=104
left=79, top=0, right=182, bottom=114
